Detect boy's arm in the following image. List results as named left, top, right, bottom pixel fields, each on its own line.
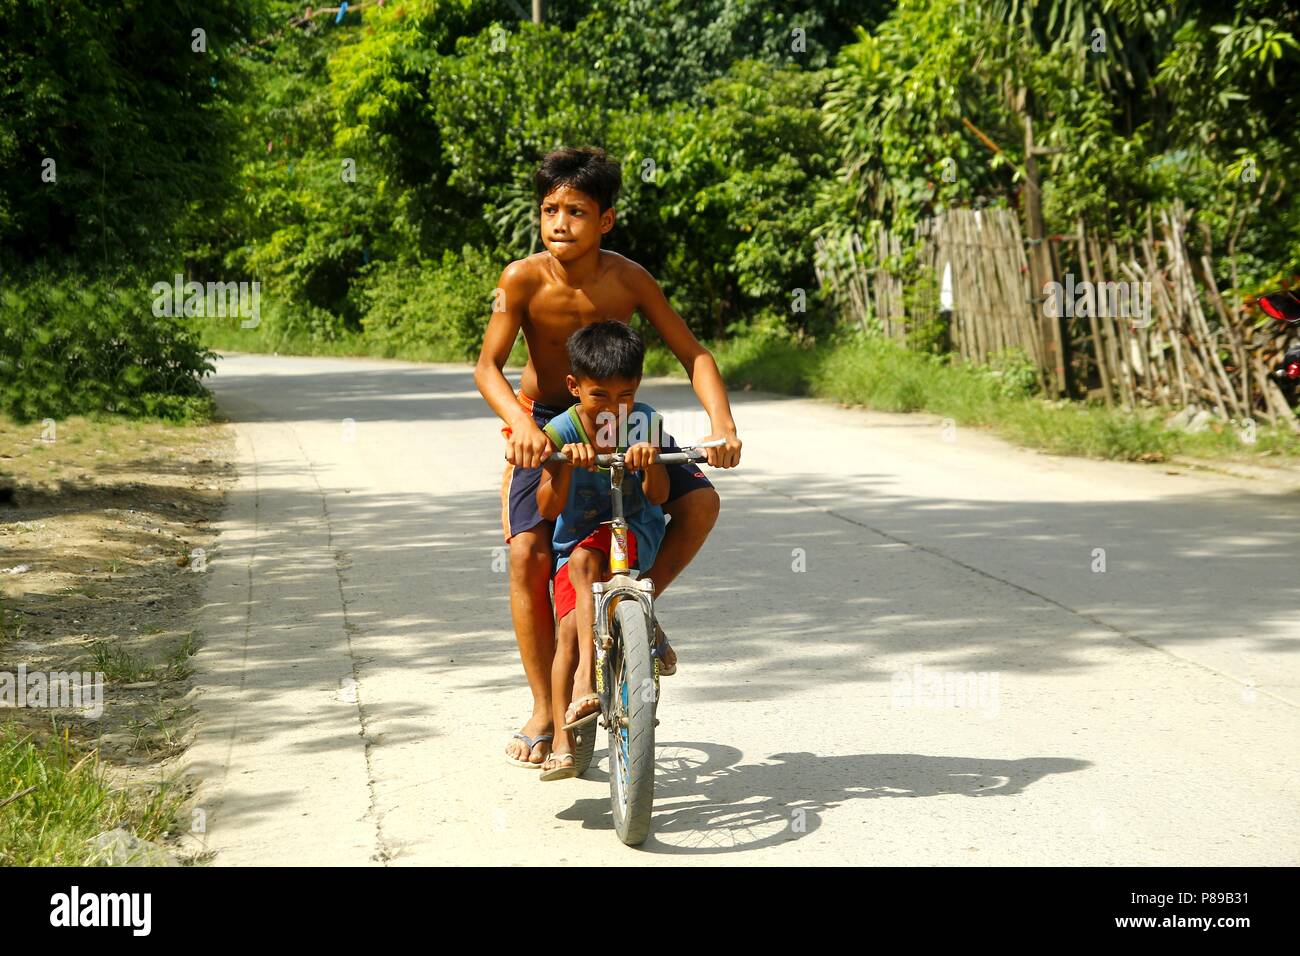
left=641, top=461, right=668, bottom=506
left=537, top=422, right=567, bottom=520
left=538, top=438, right=596, bottom=520
left=628, top=264, right=742, bottom=468
left=474, top=262, right=552, bottom=469
left=537, top=459, right=571, bottom=521
left=625, top=435, right=668, bottom=505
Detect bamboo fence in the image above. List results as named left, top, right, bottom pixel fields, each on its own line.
left=813, top=225, right=907, bottom=342
left=923, top=208, right=1046, bottom=383
left=815, top=206, right=1298, bottom=430
left=1062, top=209, right=1296, bottom=429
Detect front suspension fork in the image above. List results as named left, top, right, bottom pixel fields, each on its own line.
left=591, top=572, right=657, bottom=722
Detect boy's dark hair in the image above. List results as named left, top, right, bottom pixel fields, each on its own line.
left=535, top=147, right=622, bottom=213
left=568, top=321, right=644, bottom=383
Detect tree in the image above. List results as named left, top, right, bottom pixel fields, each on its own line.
left=0, top=0, right=255, bottom=273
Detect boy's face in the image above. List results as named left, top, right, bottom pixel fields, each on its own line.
left=540, top=185, right=614, bottom=262
left=566, top=373, right=639, bottom=445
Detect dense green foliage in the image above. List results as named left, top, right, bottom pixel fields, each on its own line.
left=0, top=0, right=1297, bottom=422
left=0, top=274, right=215, bottom=422
left=0, top=0, right=253, bottom=270
left=818, top=0, right=1300, bottom=293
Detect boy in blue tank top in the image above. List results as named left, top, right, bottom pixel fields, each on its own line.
left=535, top=321, right=682, bottom=779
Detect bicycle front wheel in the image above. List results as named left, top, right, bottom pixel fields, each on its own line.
left=609, top=598, right=656, bottom=846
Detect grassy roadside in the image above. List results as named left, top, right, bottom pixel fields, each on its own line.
left=0, top=413, right=234, bottom=865
left=0, top=726, right=188, bottom=865
left=646, top=331, right=1300, bottom=464
left=198, top=310, right=1300, bottom=465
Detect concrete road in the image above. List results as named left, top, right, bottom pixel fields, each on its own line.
left=185, top=352, right=1300, bottom=865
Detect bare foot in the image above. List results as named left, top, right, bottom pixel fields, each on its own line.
left=505, top=714, right=553, bottom=766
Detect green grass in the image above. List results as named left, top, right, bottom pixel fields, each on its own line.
left=0, top=413, right=227, bottom=485
left=649, top=331, right=1300, bottom=463
left=88, top=641, right=157, bottom=684
left=88, top=632, right=200, bottom=685
left=0, top=724, right=187, bottom=865
left=124, top=704, right=187, bottom=754
left=0, top=602, right=24, bottom=649
left=163, top=632, right=201, bottom=682
left=201, top=300, right=1300, bottom=465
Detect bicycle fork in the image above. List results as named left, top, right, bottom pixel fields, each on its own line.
left=591, top=566, right=658, bottom=729
left=592, top=465, right=661, bottom=729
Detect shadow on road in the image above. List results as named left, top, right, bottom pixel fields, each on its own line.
left=208, top=359, right=492, bottom=424
left=558, top=742, right=1089, bottom=854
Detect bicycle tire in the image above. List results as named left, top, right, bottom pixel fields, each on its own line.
left=609, top=598, right=656, bottom=846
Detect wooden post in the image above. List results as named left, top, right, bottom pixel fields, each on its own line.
left=1020, top=93, right=1064, bottom=395
left=1077, top=221, right=1112, bottom=406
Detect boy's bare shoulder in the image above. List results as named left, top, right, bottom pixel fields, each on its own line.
left=500, top=254, right=549, bottom=290
left=600, top=250, right=658, bottom=292
left=600, top=249, right=647, bottom=276
left=502, top=250, right=658, bottom=296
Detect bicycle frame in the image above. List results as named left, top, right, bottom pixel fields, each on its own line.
left=594, top=451, right=656, bottom=700
left=548, top=440, right=722, bottom=718
left=546, top=437, right=722, bottom=843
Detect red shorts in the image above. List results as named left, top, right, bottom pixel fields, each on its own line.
left=552, top=525, right=640, bottom=623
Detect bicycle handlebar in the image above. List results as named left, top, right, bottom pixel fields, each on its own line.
left=547, top=438, right=726, bottom=467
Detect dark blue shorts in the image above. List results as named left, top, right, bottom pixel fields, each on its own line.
left=500, top=391, right=714, bottom=542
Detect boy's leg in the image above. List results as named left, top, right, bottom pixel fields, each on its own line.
left=640, top=468, right=720, bottom=673
left=543, top=547, right=603, bottom=776
left=499, top=393, right=571, bottom=765
left=564, top=546, right=604, bottom=723
left=643, top=485, right=720, bottom=596
left=549, top=604, right=580, bottom=763
left=504, top=525, right=556, bottom=765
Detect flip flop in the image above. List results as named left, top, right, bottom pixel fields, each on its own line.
left=654, top=621, right=677, bottom=677
left=539, top=752, right=577, bottom=781
left=505, top=732, right=552, bottom=768
left=562, top=694, right=601, bottom=731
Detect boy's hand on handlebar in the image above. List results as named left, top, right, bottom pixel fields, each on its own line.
left=701, top=431, right=742, bottom=468
left=560, top=442, right=599, bottom=471
left=506, top=419, right=553, bottom=470
left=624, top=442, right=659, bottom=471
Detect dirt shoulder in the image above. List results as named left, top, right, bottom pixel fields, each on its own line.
left=0, top=414, right=235, bottom=864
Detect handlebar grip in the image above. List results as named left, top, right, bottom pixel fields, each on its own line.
left=549, top=449, right=706, bottom=466
left=547, top=438, right=724, bottom=466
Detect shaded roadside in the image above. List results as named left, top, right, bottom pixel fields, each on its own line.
left=0, top=414, right=236, bottom=864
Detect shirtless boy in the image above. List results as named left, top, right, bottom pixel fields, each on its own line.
left=473, top=146, right=743, bottom=768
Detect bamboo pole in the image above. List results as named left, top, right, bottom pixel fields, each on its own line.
left=1091, top=236, right=1130, bottom=407
left=1076, top=220, right=1112, bottom=406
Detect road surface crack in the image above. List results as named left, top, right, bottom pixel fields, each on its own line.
left=295, top=430, right=395, bottom=865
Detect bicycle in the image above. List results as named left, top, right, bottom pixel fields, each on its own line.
left=549, top=438, right=723, bottom=846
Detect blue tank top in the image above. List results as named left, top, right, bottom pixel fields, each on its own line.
left=543, top=402, right=668, bottom=573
